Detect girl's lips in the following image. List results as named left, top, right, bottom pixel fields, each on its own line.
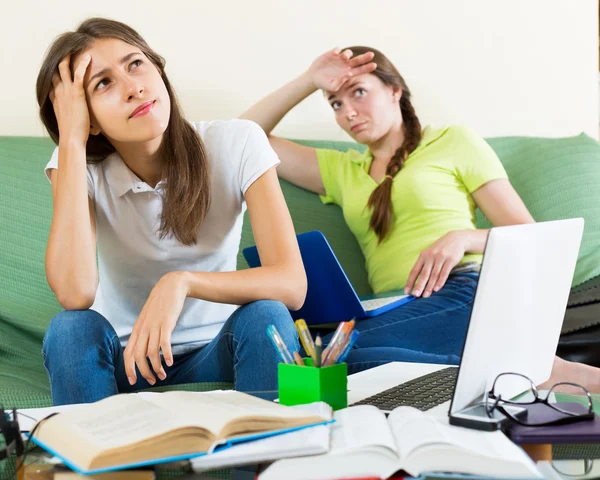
left=130, top=101, right=155, bottom=119
left=351, top=122, right=367, bottom=132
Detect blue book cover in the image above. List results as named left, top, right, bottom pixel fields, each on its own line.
left=29, top=419, right=334, bottom=475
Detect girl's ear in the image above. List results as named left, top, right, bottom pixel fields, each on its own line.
left=89, top=114, right=101, bottom=135
left=88, top=108, right=101, bottom=135
left=393, top=88, right=403, bottom=103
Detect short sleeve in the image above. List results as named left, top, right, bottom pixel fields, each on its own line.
left=238, top=121, right=281, bottom=195
left=316, top=148, right=350, bottom=206
left=44, top=146, right=95, bottom=200
left=451, top=126, right=508, bottom=193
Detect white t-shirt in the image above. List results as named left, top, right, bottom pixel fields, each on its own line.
left=44, top=119, right=280, bottom=355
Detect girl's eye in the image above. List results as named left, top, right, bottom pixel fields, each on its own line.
left=331, top=101, right=341, bottom=110
left=95, top=59, right=143, bottom=90
left=355, top=88, right=366, bottom=97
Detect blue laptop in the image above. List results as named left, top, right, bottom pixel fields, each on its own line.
left=243, top=230, right=415, bottom=325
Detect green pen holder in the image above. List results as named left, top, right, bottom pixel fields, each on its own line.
left=278, top=358, right=348, bottom=411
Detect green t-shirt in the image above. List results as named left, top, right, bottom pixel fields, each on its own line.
left=316, top=125, right=508, bottom=294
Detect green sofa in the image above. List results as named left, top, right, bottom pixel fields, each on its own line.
left=2, top=132, right=600, bottom=411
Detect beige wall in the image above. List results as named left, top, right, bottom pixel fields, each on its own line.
left=2, top=0, right=598, bottom=140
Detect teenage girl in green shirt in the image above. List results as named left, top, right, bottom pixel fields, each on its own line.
left=241, top=46, right=600, bottom=391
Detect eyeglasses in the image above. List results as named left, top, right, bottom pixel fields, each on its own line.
left=484, top=372, right=594, bottom=427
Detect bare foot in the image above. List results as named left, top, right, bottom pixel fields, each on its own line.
left=537, top=356, right=600, bottom=394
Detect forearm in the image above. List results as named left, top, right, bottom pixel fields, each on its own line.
left=460, top=229, right=490, bottom=255
left=46, top=141, right=97, bottom=308
left=176, top=264, right=307, bottom=311
left=239, top=72, right=317, bottom=135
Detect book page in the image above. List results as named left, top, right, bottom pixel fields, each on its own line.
left=35, top=394, right=192, bottom=450
left=16, top=404, right=88, bottom=432
left=146, top=391, right=331, bottom=438
left=388, top=407, right=451, bottom=460
left=16, top=390, right=225, bottom=431
left=258, top=406, right=401, bottom=480
left=330, top=405, right=397, bottom=455
left=388, top=407, right=539, bottom=468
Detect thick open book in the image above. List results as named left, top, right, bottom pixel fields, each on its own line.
left=29, top=391, right=331, bottom=475
left=191, top=402, right=331, bottom=472
left=260, top=406, right=542, bottom=480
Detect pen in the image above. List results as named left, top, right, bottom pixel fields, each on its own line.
left=321, top=321, right=346, bottom=363
left=324, top=320, right=355, bottom=366
left=293, top=351, right=305, bottom=366
left=315, top=335, right=323, bottom=368
left=295, top=319, right=316, bottom=361
left=266, top=324, right=294, bottom=364
left=335, top=330, right=360, bottom=364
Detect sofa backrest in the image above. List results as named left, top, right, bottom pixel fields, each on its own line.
left=479, top=134, right=600, bottom=287
left=0, top=137, right=60, bottom=343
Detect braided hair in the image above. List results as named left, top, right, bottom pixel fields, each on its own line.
left=345, top=47, right=422, bottom=242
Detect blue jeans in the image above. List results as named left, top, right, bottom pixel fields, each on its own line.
left=323, top=272, right=479, bottom=375
left=42, top=300, right=299, bottom=405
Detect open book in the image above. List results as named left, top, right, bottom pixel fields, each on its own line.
left=191, top=402, right=331, bottom=472
left=260, top=406, right=542, bottom=480
left=29, top=390, right=331, bottom=475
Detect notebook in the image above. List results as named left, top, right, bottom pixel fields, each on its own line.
left=506, top=403, right=600, bottom=444
left=28, top=390, right=332, bottom=475
left=243, top=231, right=415, bottom=325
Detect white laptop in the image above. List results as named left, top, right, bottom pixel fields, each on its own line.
left=349, top=218, right=584, bottom=425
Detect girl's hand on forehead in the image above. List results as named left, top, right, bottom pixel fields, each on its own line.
left=307, top=47, right=377, bottom=92
left=49, top=53, right=93, bottom=147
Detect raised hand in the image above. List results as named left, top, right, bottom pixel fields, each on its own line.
left=307, top=48, right=377, bottom=92
left=49, top=53, right=92, bottom=147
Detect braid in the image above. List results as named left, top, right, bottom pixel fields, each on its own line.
left=367, top=93, right=422, bottom=242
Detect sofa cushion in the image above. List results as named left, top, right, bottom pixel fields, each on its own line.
left=478, top=133, right=600, bottom=288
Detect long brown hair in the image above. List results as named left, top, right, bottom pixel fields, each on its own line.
left=36, top=17, right=211, bottom=246
left=346, top=46, right=422, bottom=243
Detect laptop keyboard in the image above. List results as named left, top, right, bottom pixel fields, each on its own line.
left=360, top=295, right=409, bottom=311
left=351, top=367, right=459, bottom=411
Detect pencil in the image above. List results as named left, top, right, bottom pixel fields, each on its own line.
left=315, top=335, right=323, bottom=368
left=293, top=351, right=304, bottom=366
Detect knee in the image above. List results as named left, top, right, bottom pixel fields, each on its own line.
left=234, top=300, right=297, bottom=345
left=43, top=309, right=112, bottom=357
